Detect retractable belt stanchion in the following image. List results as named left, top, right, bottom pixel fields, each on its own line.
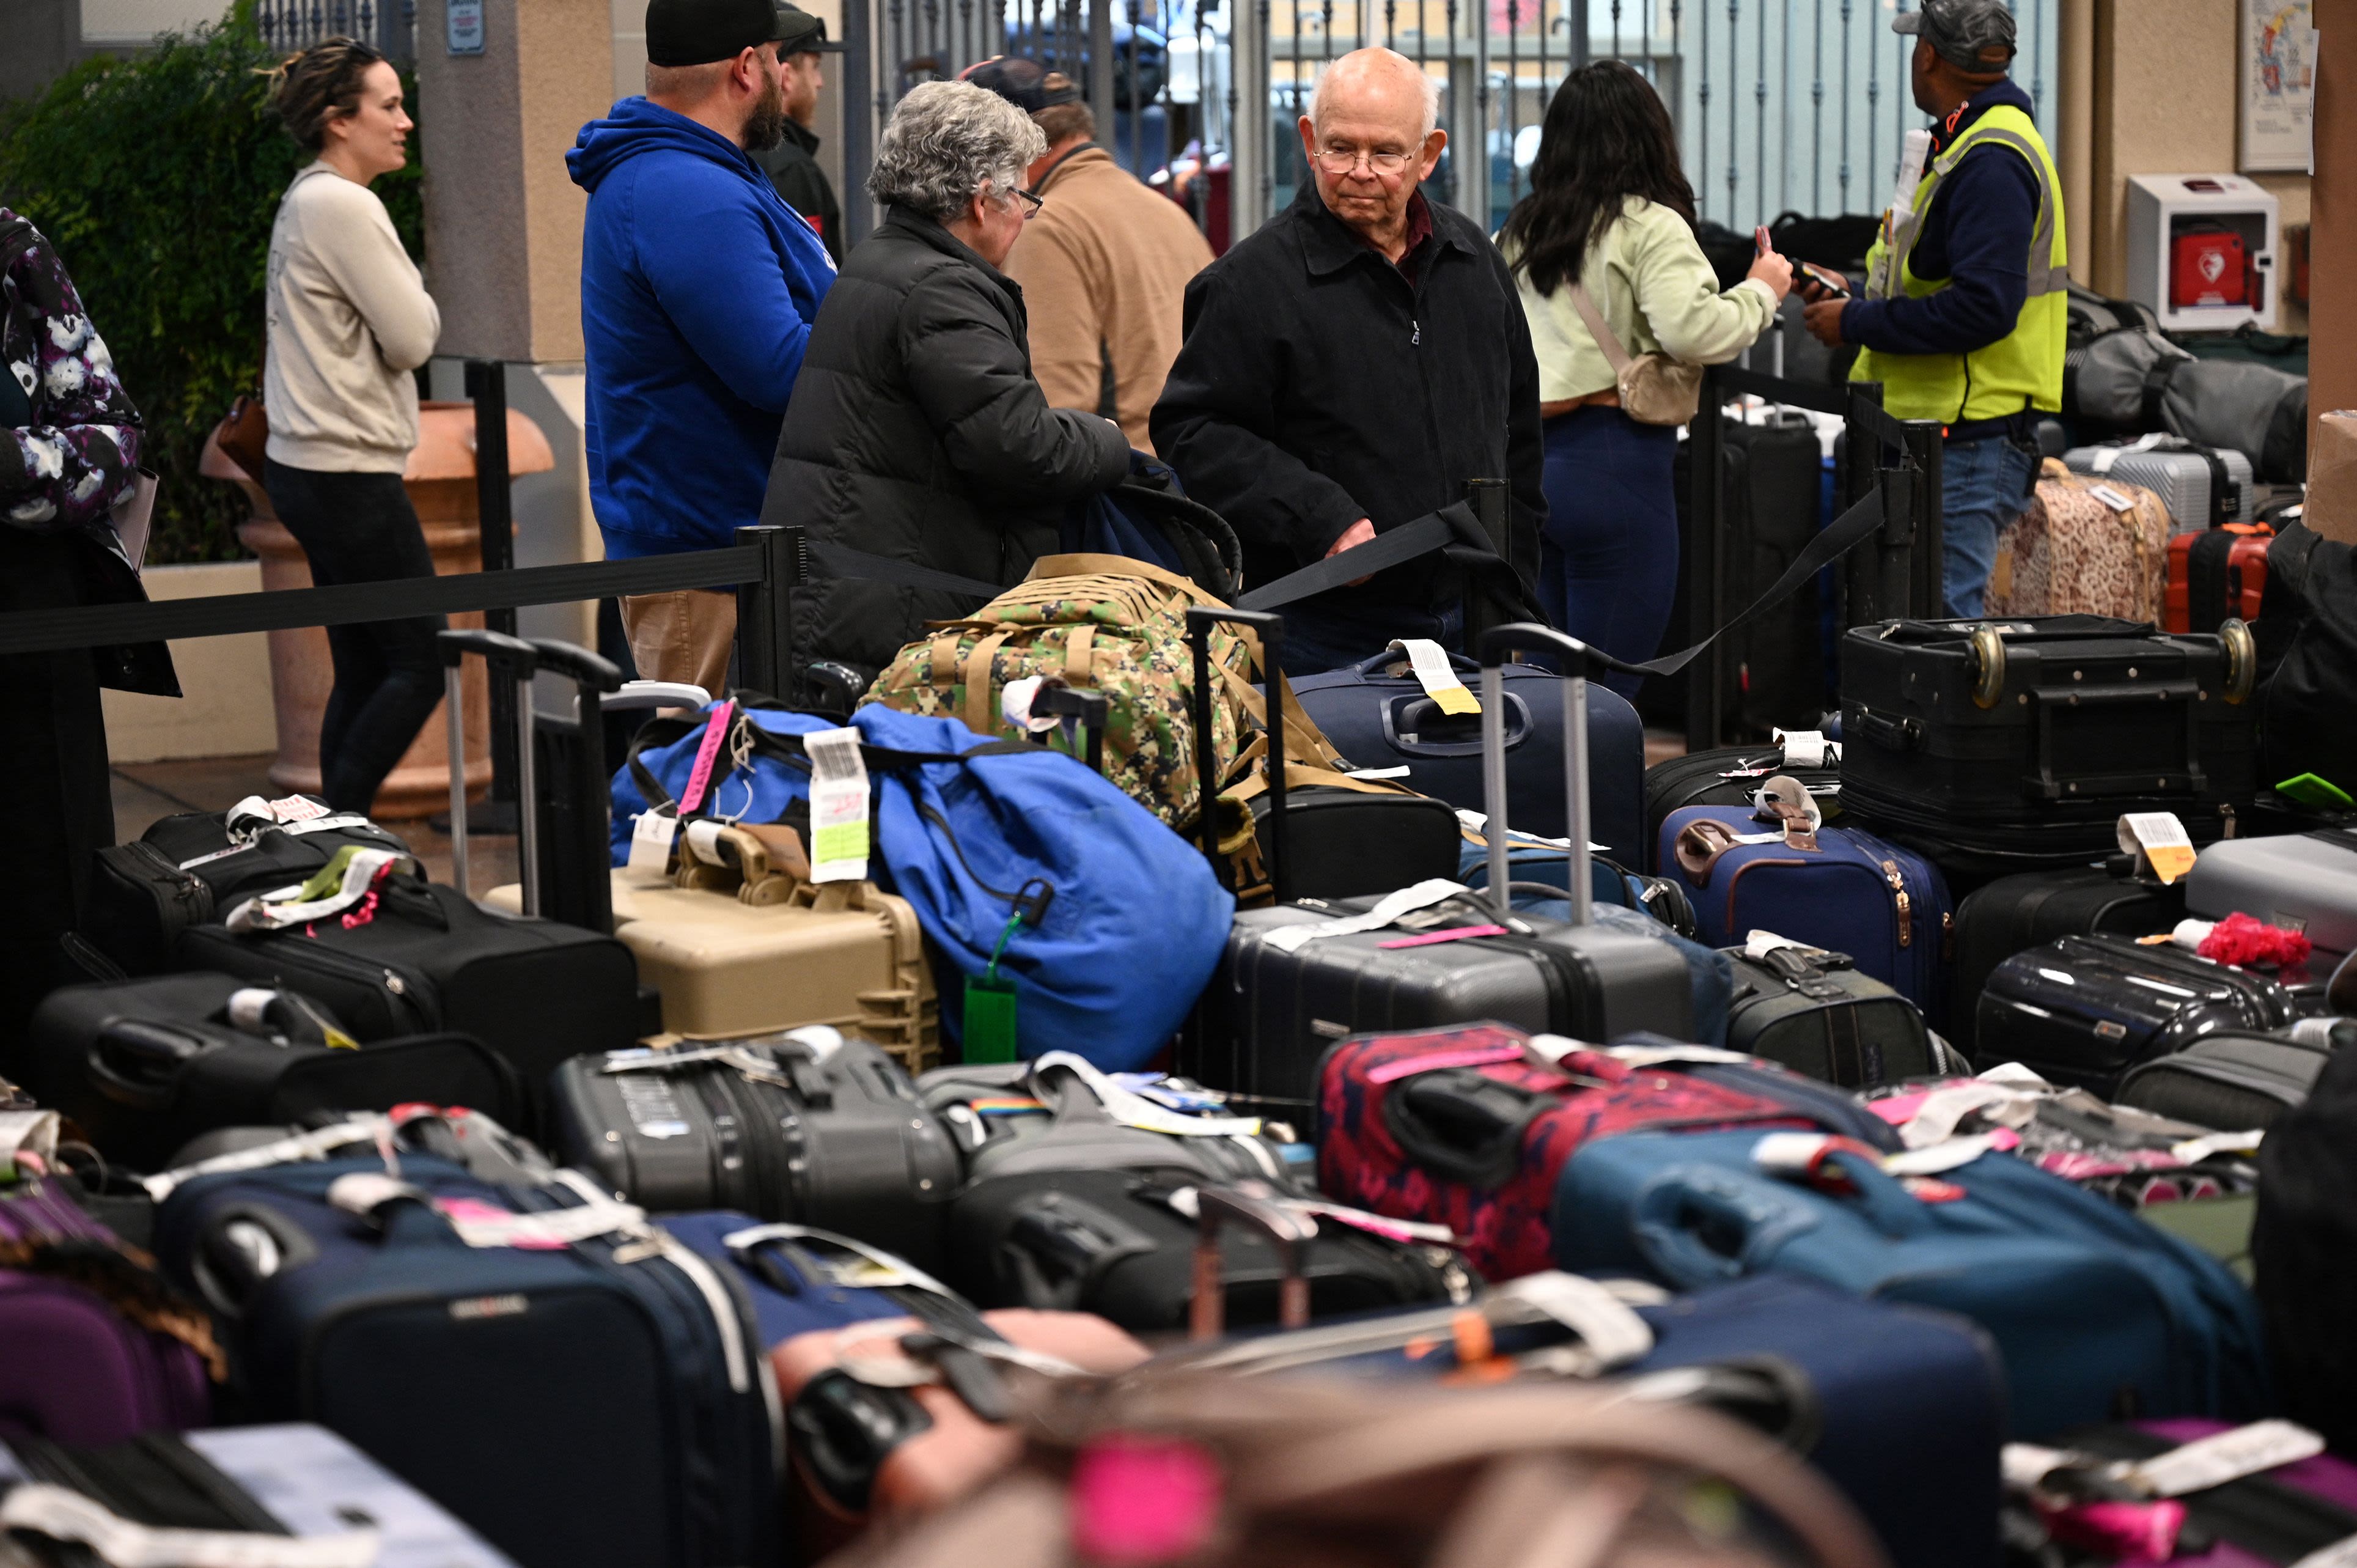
left=459, top=359, right=521, bottom=837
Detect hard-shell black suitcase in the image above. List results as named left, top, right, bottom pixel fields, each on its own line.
left=1641, top=742, right=1843, bottom=874
left=19, top=971, right=521, bottom=1171
left=172, top=880, right=639, bottom=1119
left=1184, top=616, right=1696, bottom=1108
left=944, top=1166, right=1469, bottom=1333
left=1720, top=944, right=1946, bottom=1089
left=921, top=1056, right=1301, bottom=1189
left=1839, top=614, right=2260, bottom=864
left=83, top=797, right=416, bottom=976
left=1976, top=933, right=2296, bottom=1094
left=548, top=1033, right=962, bottom=1268
left=2114, top=1030, right=2333, bottom=1132
left=1946, top=859, right=2188, bottom=1036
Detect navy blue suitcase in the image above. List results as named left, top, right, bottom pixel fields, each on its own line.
left=1172, top=1270, right=2002, bottom=1568
left=1287, top=649, right=1649, bottom=866
left=655, top=1209, right=990, bottom=1349
left=1659, top=803, right=1951, bottom=1014
left=151, top=1155, right=776, bottom=1568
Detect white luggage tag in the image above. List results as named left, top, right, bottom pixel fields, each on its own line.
left=2119, top=812, right=2196, bottom=885
left=0, top=1485, right=379, bottom=1568
left=1029, top=1051, right=1265, bottom=1138
left=2012, top=1422, right=2328, bottom=1502
left=803, top=727, right=871, bottom=884
left=222, top=847, right=414, bottom=932
left=999, top=674, right=1062, bottom=735
left=625, top=808, right=679, bottom=886
left=0, top=1110, right=61, bottom=1173
left=1259, top=878, right=1469, bottom=953
left=1390, top=638, right=1479, bottom=716
left=1771, top=729, right=1841, bottom=768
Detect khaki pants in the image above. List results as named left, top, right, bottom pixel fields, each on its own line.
left=619, top=588, right=736, bottom=699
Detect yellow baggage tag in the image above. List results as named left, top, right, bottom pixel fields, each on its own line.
left=2119, top=812, right=2196, bottom=885
left=1390, top=639, right=1479, bottom=716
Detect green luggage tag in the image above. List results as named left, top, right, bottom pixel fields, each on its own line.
left=963, top=912, right=1025, bottom=1064
left=2276, top=773, right=2356, bottom=810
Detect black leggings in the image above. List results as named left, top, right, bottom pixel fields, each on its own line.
left=264, top=460, right=446, bottom=812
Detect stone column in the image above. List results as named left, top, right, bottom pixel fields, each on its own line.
left=412, top=0, right=618, bottom=653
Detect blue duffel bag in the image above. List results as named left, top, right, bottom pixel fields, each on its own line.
left=1549, top=1128, right=2271, bottom=1438
left=1288, top=649, right=1647, bottom=865
left=1658, top=804, right=1950, bottom=1015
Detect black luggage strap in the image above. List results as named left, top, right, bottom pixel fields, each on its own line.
left=1233, top=513, right=1458, bottom=611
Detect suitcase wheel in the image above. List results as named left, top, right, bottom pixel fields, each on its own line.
left=2221, top=617, right=2256, bottom=704
left=1968, top=625, right=2006, bottom=710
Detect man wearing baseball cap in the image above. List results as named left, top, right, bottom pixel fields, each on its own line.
left=960, top=56, right=1213, bottom=452
left=752, top=6, right=847, bottom=266
left=565, top=0, right=837, bottom=693
left=1800, top=0, right=2067, bottom=619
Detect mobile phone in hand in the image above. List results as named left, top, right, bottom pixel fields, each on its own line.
left=1798, top=260, right=1851, bottom=299
left=1754, top=224, right=1773, bottom=254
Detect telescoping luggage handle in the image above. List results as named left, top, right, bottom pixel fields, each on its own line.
left=1477, top=624, right=1605, bottom=930
left=438, top=630, right=538, bottom=908
left=526, top=639, right=625, bottom=935
left=1189, top=1179, right=1319, bottom=1342
left=1184, top=607, right=1289, bottom=903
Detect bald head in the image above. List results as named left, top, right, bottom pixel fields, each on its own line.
left=1311, top=47, right=1440, bottom=141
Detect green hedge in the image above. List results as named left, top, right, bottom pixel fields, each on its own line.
left=0, top=3, right=423, bottom=564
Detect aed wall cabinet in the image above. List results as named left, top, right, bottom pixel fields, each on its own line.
left=2126, top=174, right=2281, bottom=333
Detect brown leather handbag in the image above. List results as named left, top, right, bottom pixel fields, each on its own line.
left=822, top=1374, right=1889, bottom=1568
left=213, top=391, right=268, bottom=484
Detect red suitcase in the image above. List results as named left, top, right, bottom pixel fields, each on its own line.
left=1314, top=1023, right=1810, bottom=1283
left=2166, top=521, right=2273, bottom=634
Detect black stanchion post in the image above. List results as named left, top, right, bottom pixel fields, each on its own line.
left=1907, top=424, right=1946, bottom=619
left=463, top=359, right=520, bottom=834
left=734, top=523, right=803, bottom=702
left=1688, top=367, right=1726, bottom=751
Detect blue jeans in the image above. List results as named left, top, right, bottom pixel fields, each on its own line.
left=1940, top=435, right=2040, bottom=619
left=1537, top=407, right=1680, bottom=701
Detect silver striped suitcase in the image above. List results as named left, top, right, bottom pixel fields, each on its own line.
left=2064, top=438, right=2254, bottom=532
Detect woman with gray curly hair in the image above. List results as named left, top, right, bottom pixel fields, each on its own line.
left=761, top=78, right=1128, bottom=682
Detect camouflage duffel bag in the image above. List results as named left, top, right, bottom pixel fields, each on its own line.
left=862, top=553, right=1257, bottom=829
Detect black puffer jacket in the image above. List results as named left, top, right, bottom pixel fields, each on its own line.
left=761, top=205, right=1130, bottom=680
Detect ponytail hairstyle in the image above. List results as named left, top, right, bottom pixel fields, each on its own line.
left=263, top=37, right=390, bottom=154
left=1499, top=59, right=1697, bottom=298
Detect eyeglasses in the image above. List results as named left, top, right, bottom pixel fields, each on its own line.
left=1010, top=186, right=1045, bottom=218
left=1313, top=147, right=1411, bottom=175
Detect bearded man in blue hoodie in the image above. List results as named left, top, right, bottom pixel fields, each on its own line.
left=568, top=0, right=837, bottom=693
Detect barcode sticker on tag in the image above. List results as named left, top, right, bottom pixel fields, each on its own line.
left=1391, top=639, right=1480, bottom=716
left=2119, top=812, right=2196, bottom=884
left=2090, top=484, right=2138, bottom=513
left=804, top=727, right=872, bottom=884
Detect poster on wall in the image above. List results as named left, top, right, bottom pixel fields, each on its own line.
left=2241, top=0, right=2317, bottom=173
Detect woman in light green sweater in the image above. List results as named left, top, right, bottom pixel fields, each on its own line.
left=1498, top=61, right=1789, bottom=696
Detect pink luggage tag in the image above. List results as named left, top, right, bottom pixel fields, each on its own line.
left=1366, top=1043, right=1528, bottom=1084
left=675, top=701, right=737, bottom=814
left=1378, top=924, right=1508, bottom=949
left=435, top=1198, right=567, bottom=1249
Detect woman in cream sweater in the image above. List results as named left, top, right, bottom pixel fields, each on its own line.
left=263, top=38, right=443, bottom=812
left=1499, top=61, right=1789, bottom=697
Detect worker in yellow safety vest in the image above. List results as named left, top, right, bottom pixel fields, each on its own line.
left=1801, top=0, right=2065, bottom=618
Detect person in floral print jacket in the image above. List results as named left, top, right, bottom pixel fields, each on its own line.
left=1, top=208, right=163, bottom=1039
left=1, top=210, right=144, bottom=533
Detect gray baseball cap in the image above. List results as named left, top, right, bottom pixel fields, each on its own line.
left=1893, top=0, right=2018, bottom=73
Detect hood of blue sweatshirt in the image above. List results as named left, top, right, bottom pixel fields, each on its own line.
left=567, top=97, right=836, bottom=559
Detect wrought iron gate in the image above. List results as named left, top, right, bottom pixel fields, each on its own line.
left=844, top=0, right=2057, bottom=248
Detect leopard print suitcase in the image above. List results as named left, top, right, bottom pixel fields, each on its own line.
left=1987, top=458, right=2170, bottom=622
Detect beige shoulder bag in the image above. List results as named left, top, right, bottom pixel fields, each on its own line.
left=1567, top=279, right=1704, bottom=427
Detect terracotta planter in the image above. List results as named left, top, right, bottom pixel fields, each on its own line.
left=200, top=402, right=556, bottom=819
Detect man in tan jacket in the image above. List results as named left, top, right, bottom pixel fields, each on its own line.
left=962, top=57, right=1213, bottom=454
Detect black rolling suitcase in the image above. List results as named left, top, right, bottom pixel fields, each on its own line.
left=83, top=796, right=416, bottom=976
left=546, top=1033, right=961, bottom=1268
left=1641, top=741, right=1842, bottom=874
left=1186, top=615, right=1695, bottom=1108
left=921, top=1055, right=1301, bottom=1188
left=944, top=1166, right=1468, bottom=1334
left=1720, top=944, right=1949, bottom=1089
left=2114, top=1030, right=2333, bottom=1132
left=1976, top=933, right=2296, bottom=1094
left=1645, top=415, right=1828, bottom=740
left=1947, top=859, right=2188, bottom=1035
left=1839, top=615, right=2260, bottom=866
left=18, top=971, right=521, bottom=1171
left=168, top=633, right=641, bottom=1121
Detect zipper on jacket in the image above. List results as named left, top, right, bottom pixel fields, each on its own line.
left=1881, top=860, right=1914, bottom=948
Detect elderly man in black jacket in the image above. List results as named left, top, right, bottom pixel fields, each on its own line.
left=762, top=79, right=1128, bottom=682
left=1152, top=46, right=1545, bottom=674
